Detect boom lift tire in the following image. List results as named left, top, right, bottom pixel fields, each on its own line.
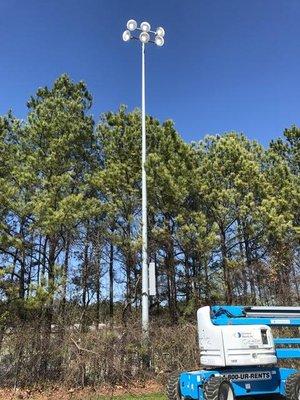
left=285, top=372, right=300, bottom=400
left=204, top=376, right=235, bottom=400
left=167, top=372, right=184, bottom=400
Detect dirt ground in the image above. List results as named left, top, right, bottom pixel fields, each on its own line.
left=0, top=381, right=163, bottom=400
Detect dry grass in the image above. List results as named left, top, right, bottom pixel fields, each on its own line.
left=0, top=381, right=164, bottom=399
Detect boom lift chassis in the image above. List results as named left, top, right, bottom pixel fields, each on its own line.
left=167, top=306, right=300, bottom=400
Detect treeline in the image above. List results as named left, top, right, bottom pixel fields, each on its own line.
left=0, top=74, right=299, bottom=333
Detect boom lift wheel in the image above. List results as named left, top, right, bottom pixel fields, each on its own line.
left=285, top=373, right=300, bottom=400
left=204, top=376, right=235, bottom=400
left=167, top=372, right=184, bottom=400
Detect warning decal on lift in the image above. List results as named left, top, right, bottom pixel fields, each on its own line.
left=222, top=371, right=273, bottom=381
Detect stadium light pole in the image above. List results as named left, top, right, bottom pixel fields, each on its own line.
left=122, top=20, right=165, bottom=338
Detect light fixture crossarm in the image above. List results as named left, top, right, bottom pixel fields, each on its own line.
left=122, top=19, right=165, bottom=47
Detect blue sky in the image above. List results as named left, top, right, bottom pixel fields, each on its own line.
left=0, top=0, right=300, bottom=146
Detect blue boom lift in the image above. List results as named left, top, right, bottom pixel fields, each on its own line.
left=167, top=305, right=300, bottom=400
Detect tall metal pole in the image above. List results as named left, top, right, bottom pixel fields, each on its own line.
left=122, top=20, right=165, bottom=339
left=141, top=42, right=149, bottom=338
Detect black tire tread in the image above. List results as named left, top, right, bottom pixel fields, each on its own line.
left=205, top=376, right=234, bottom=400
left=285, top=372, right=300, bottom=400
left=167, top=372, right=182, bottom=400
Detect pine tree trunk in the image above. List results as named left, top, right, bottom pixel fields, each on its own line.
left=82, top=240, right=89, bottom=330
left=165, top=216, right=177, bottom=324
left=220, top=226, right=232, bottom=304
left=40, top=235, right=57, bottom=378
left=61, top=236, right=70, bottom=321
left=184, top=253, right=190, bottom=304
left=109, top=241, right=114, bottom=319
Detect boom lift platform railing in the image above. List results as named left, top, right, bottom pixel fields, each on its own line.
left=167, top=305, right=300, bottom=400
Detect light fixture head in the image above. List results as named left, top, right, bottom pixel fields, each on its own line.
left=127, top=19, right=137, bottom=31
left=155, top=35, right=164, bottom=47
left=122, top=30, right=131, bottom=42
left=140, top=21, right=151, bottom=32
left=139, top=31, right=150, bottom=43
left=155, top=27, right=165, bottom=37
